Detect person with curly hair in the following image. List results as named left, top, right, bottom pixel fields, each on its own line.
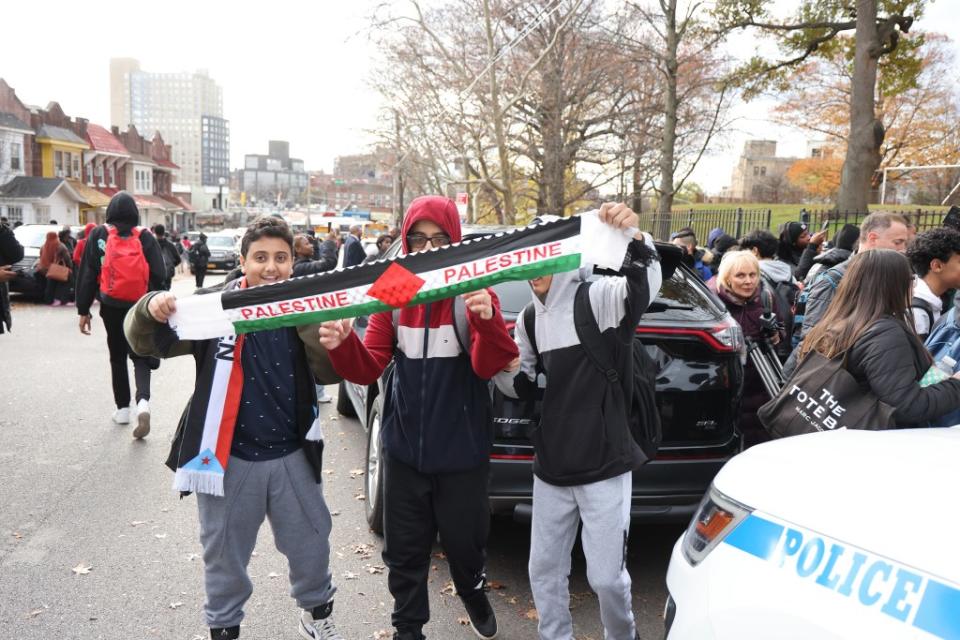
left=906, top=226, right=960, bottom=340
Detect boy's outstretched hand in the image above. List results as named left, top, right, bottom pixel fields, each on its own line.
left=148, top=292, right=178, bottom=323
left=463, top=290, right=493, bottom=320
left=597, top=202, right=643, bottom=240
left=319, top=319, right=354, bottom=350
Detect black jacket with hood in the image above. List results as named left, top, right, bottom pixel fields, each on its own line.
left=76, top=193, right=166, bottom=316
left=808, top=317, right=960, bottom=427
left=0, top=223, right=24, bottom=334
left=495, top=233, right=663, bottom=486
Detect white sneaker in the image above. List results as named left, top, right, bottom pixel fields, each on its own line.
left=298, top=610, right=344, bottom=640
left=316, top=385, right=333, bottom=404
left=133, top=399, right=150, bottom=439
left=112, top=407, right=131, bottom=425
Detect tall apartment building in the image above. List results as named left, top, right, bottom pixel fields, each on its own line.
left=110, top=58, right=229, bottom=187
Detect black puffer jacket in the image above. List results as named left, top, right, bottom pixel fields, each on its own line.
left=803, top=247, right=852, bottom=286
left=845, top=317, right=960, bottom=427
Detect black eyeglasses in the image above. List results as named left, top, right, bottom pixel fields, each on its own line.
left=406, top=233, right=451, bottom=250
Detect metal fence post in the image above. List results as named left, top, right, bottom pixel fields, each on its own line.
left=766, top=209, right=772, bottom=232
left=735, top=207, right=744, bottom=239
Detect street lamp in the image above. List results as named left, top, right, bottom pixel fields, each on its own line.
left=218, top=176, right=226, bottom=211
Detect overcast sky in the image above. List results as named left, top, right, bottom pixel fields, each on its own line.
left=2, top=0, right=957, bottom=196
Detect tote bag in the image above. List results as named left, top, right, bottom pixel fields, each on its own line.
left=758, top=351, right=895, bottom=439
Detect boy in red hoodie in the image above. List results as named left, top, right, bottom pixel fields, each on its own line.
left=319, top=196, right=518, bottom=640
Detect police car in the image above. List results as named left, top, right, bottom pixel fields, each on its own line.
left=664, top=427, right=960, bottom=639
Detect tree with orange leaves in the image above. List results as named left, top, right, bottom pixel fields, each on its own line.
left=787, top=157, right=844, bottom=203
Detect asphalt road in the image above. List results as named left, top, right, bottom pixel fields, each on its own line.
left=0, top=273, right=684, bottom=640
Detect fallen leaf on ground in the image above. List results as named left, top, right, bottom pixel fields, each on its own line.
left=457, top=616, right=470, bottom=625
left=169, top=602, right=184, bottom=609
left=330, top=510, right=341, bottom=516
left=373, top=631, right=392, bottom=639
left=433, top=551, right=446, bottom=560
left=343, top=571, right=359, bottom=580
left=26, top=609, right=43, bottom=618
left=130, top=520, right=147, bottom=527
left=365, top=565, right=385, bottom=574
left=440, top=581, right=456, bottom=596
left=71, top=563, right=92, bottom=575
left=355, top=494, right=366, bottom=501
left=524, top=608, right=539, bottom=620
left=268, top=572, right=281, bottom=579
left=488, top=580, right=506, bottom=590
left=186, top=553, right=200, bottom=561
left=12, top=532, right=23, bottom=540
left=154, top=533, right=168, bottom=539
left=349, top=468, right=365, bottom=478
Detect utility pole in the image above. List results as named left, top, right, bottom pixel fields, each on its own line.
left=392, top=109, right=402, bottom=227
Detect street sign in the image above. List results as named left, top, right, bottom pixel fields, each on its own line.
left=455, top=192, right=468, bottom=220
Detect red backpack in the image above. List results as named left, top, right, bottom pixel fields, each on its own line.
left=99, top=225, right=149, bottom=302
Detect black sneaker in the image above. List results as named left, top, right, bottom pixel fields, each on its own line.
left=210, top=627, right=239, bottom=640
left=393, top=629, right=425, bottom=640
left=461, top=590, right=498, bottom=639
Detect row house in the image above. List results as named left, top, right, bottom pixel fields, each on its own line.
left=0, top=79, right=194, bottom=229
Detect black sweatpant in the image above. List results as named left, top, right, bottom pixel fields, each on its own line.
left=99, top=303, right=151, bottom=409
left=194, top=266, right=207, bottom=288
left=381, top=452, right=490, bottom=633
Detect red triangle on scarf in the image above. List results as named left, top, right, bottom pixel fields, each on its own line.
left=367, top=262, right=426, bottom=308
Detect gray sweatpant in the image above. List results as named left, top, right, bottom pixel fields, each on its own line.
left=197, top=449, right=336, bottom=629
left=529, top=471, right=635, bottom=640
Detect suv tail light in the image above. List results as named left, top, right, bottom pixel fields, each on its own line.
left=636, top=318, right=744, bottom=354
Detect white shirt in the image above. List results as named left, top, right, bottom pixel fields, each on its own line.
left=911, top=276, right=943, bottom=337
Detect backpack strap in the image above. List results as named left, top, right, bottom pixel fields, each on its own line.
left=521, top=301, right=543, bottom=372
left=910, top=296, right=936, bottom=334
left=572, top=281, right=620, bottom=383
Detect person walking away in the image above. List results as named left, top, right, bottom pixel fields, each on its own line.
left=709, top=250, right=786, bottom=448
left=319, top=196, right=519, bottom=640
left=37, top=231, right=73, bottom=306
left=739, top=229, right=800, bottom=361
left=0, top=219, right=24, bottom=334
left=73, top=222, right=97, bottom=268
left=792, top=212, right=910, bottom=349
left=777, top=221, right=826, bottom=280
left=907, top=227, right=960, bottom=341
left=793, top=249, right=960, bottom=426
left=189, top=233, right=211, bottom=288
left=76, top=192, right=166, bottom=438
left=124, top=216, right=345, bottom=640
left=494, top=204, right=662, bottom=640
left=803, top=224, right=859, bottom=284
left=153, top=224, right=182, bottom=291
left=343, top=225, right=366, bottom=268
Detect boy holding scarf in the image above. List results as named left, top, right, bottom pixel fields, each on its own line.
left=123, top=217, right=344, bottom=640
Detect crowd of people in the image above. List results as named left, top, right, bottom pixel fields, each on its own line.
left=674, top=212, right=960, bottom=442
left=7, top=193, right=960, bottom=640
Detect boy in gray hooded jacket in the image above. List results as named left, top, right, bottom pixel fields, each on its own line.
left=495, top=203, right=662, bottom=640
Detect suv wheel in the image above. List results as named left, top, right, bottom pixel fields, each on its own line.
left=336, top=380, right=357, bottom=417
left=364, top=395, right=385, bottom=535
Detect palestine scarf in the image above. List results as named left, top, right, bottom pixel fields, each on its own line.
left=169, top=212, right=635, bottom=340
left=172, top=277, right=324, bottom=496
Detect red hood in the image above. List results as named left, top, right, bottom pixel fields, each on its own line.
left=400, top=196, right=461, bottom=253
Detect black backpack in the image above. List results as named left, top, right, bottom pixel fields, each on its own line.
left=760, top=272, right=798, bottom=359
left=911, top=296, right=935, bottom=338
left=522, top=281, right=662, bottom=461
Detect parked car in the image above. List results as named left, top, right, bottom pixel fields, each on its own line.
left=204, top=233, right=239, bottom=271
left=9, top=224, right=62, bottom=297
left=663, top=427, right=960, bottom=640
left=337, top=236, right=746, bottom=533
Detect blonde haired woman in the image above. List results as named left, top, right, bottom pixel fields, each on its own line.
left=709, top=250, right=786, bottom=447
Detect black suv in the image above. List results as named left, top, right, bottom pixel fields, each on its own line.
left=337, top=242, right=745, bottom=533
